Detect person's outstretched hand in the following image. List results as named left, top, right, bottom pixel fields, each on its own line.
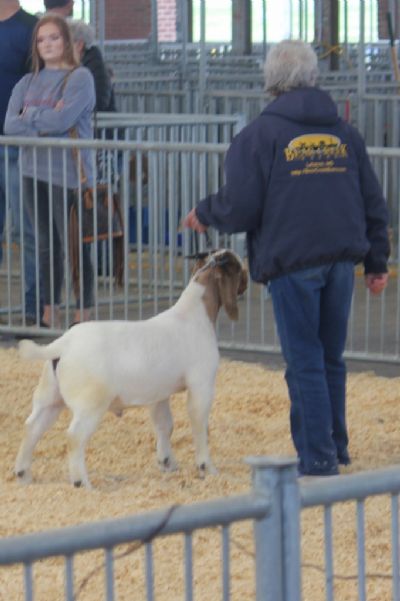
left=181, top=208, right=208, bottom=233
left=365, top=273, right=389, bottom=295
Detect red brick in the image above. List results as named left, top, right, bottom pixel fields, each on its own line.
left=101, top=0, right=177, bottom=42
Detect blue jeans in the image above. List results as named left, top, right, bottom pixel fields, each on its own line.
left=0, top=146, right=39, bottom=318
left=24, top=178, right=94, bottom=309
left=269, top=262, right=354, bottom=476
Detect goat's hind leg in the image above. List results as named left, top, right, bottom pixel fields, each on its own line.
left=15, top=362, right=63, bottom=483
left=149, top=399, right=178, bottom=472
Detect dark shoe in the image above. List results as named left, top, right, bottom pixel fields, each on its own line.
left=25, top=316, right=49, bottom=328
left=24, top=316, right=37, bottom=326
left=298, top=468, right=339, bottom=478
left=298, top=459, right=339, bottom=477
left=338, top=453, right=351, bottom=466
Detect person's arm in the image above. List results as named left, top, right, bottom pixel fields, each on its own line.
left=21, top=68, right=95, bottom=135
left=351, top=128, right=390, bottom=293
left=184, top=123, right=269, bottom=234
left=4, top=77, right=37, bottom=137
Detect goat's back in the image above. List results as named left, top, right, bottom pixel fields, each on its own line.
left=47, top=311, right=218, bottom=406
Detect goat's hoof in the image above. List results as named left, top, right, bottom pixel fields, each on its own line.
left=15, top=469, right=32, bottom=484
left=159, top=456, right=178, bottom=472
left=197, top=462, right=218, bottom=479
left=73, top=480, right=82, bottom=488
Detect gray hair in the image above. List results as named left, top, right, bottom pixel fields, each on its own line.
left=264, top=40, right=319, bottom=96
left=68, top=19, right=95, bottom=49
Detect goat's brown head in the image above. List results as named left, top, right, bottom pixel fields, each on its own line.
left=192, top=249, right=248, bottom=321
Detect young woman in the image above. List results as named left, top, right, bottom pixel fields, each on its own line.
left=4, top=14, right=95, bottom=328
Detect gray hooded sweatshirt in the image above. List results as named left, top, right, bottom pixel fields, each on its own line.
left=4, top=66, right=95, bottom=188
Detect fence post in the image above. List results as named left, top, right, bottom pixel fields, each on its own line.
left=245, top=456, right=301, bottom=601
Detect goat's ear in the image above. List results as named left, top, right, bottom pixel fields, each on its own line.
left=216, top=268, right=241, bottom=321
left=238, top=269, right=248, bottom=296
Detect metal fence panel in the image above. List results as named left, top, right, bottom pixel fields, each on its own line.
left=1, top=137, right=399, bottom=363
left=1, top=458, right=400, bottom=601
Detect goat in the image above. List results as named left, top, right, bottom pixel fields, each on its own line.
left=15, top=249, right=248, bottom=488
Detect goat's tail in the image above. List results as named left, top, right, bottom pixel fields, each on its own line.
left=19, top=335, right=68, bottom=362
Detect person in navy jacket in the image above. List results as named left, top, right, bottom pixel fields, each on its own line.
left=0, top=0, right=38, bottom=324
left=183, top=40, right=390, bottom=477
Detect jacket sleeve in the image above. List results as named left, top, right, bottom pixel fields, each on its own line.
left=351, top=128, right=390, bottom=273
left=83, top=47, right=113, bottom=112
left=21, top=68, right=95, bottom=135
left=4, top=77, right=37, bottom=137
left=195, top=124, right=269, bottom=234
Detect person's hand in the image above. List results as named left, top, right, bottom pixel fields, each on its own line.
left=365, top=273, right=389, bottom=295
left=181, top=208, right=208, bottom=233
left=54, top=99, right=64, bottom=111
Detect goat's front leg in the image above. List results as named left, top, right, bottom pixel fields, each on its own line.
left=186, top=383, right=217, bottom=478
left=67, top=407, right=104, bottom=489
left=149, top=399, right=178, bottom=472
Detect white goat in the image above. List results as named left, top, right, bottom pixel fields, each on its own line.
left=16, top=249, right=248, bottom=488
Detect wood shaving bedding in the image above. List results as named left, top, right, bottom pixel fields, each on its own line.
left=0, top=347, right=399, bottom=600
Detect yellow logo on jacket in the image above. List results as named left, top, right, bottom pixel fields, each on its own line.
left=284, top=133, right=348, bottom=176
left=284, top=133, right=348, bottom=162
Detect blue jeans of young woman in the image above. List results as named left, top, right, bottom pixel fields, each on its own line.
left=23, top=177, right=94, bottom=310
left=269, top=261, right=355, bottom=476
left=0, top=146, right=38, bottom=318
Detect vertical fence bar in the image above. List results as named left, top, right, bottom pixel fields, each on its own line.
left=145, top=542, right=154, bottom=601
left=245, top=456, right=301, bottom=601
left=184, top=532, right=194, bottom=601
left=356, top=500, right=366, bottom=601
left=24, top=563, right=34, bottom=601
left=391, top=495, right=400, bottom=601
left=105, top=548, right=114, bottom=601
left=199, top=0, right=207, bottom=111
left=357, top=0, right=366, bottom=132
left=281, top=459, right=302, bottom=601
left=324, top=505, right=334, bottom=601
left=262, top=0, right=267, bottom=58
left=4, top=145, right=12, bottom=324
left=65, top=555, right=74, bottom=601
left=222, top=525, right=230, bottom=601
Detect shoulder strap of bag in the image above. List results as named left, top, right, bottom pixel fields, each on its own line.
left=68, top=126, right=88, bottom=187
left=61, top=67, right=90, bottom=187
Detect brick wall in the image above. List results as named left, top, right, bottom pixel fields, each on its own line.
left=158, top=0, right=177, bottom=42
left=102, top=0, right=177, bottom=42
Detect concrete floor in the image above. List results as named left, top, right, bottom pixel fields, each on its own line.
left=220, top=348, right=400, bottom=378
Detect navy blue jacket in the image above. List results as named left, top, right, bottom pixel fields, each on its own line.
left=195, top=87, right=390, bottom=283
left=0, top=9, right=37, bottom=135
